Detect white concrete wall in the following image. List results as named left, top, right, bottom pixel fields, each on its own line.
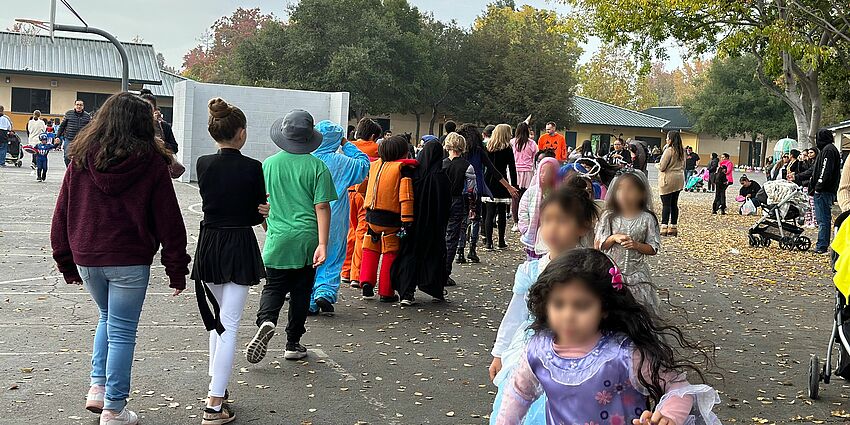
left=172, top=80, right=349, bottom=182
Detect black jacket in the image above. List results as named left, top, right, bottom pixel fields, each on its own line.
left=484, top=147, right=517, bottom=199
left=57, top=110, right=92, bottom=142
left=811, top=131, right=841, bottom=195
left=157, top=120, right=179, bottom=154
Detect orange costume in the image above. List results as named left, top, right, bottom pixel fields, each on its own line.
left=342, top=139, right=380, bottom=284
left=538, top=132, right=567, bottom=162
left=358, top=158, right=417, bottom=297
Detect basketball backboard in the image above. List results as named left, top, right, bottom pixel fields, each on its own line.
left=14, top=0, right=55, bottom=41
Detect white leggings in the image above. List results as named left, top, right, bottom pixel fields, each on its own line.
left=205, top=282, right=250, bottom=398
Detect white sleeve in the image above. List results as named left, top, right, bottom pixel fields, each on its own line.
left=492, top=292, right=529, bottom=357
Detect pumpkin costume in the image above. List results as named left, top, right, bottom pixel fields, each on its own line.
left=358, top=158, right=418, bottom=297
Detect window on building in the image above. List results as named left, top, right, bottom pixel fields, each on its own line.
left=159, top=106, right=174, bottom=124
left=11, top=88, right=51, bottom=114
left=76, top=92, right=112, bottom=113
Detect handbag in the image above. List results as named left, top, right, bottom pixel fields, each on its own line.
left=169, top=154, right=185, bottom=179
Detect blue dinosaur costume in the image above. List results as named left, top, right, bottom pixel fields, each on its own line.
left=310, top=121, right=370, bottom=313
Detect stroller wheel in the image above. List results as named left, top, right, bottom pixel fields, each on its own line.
left=808, top=355, right=821, bottom=399
left=796, top=236, right=812, bottom=252
left=15, top=160, right=22, bottom=167
left=761, top=238, right=772, bottom=248
left=748, top=234, right=759, bottom=247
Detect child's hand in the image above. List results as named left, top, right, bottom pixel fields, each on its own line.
left=258, top=202, right=270, bottom=218
left=313, top=244, right=327, bottom=268
left=488, top=357, right=502, bottom=382
left=621, top=238, right=636, bottom=250
left=632, top=411, right=675, bottom=425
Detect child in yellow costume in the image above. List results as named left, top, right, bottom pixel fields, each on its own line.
left=358, top=135, right=418, bottom=302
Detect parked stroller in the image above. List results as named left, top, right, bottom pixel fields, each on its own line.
left=4, top=132, right=23, bottom=167
left=747, top=180, right=811, bottom=251
left=685, top=168, right=709, bottom=192
left=808, top=210, right=850, bottom=399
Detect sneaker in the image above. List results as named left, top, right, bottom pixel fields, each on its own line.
left=202, top=404, right=236, bottom=425
left=400, top=296, right=415, bottom=306
left=483, top=243, right=494, bottom=251
left=467, top=251, right=480, bottom=263
left=814, top=248, right=829, bottom=254
left=498, top=242, right=508, bottom=249
left=284, top=342, right=308, bottom=360
left=86, top=384, right=105, bottom=413
left=445, top=277, right=457, bottom=287
left=100, top=408, right=139, bottom=425
left=341, top=277, right=351, bottom=285
left=246, top=322, right=275, bottom=364
left=455, top=253, right=466, bottom=264
left=315, top=297, right=335, bottom=316
left=379, top=294, right=400, bottom=303
left=361, top=283, right=375, bottom=300
left=511, top=224, right=518, bottom=232
left=350, top=280, right=361, bottom=288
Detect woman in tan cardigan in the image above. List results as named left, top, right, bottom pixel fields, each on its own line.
left=656, top=130, right=686, bottom=236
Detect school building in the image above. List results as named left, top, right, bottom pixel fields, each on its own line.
left=0, top=31, right=185, bottom=134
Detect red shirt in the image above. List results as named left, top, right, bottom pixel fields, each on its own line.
left=537, top=133, right=567, bottom=161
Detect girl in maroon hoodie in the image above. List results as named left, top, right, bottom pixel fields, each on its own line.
left=51, top=92, right=190, bottom=425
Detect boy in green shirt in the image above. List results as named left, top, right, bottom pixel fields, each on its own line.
left=247, top=110, right=337, bottom=364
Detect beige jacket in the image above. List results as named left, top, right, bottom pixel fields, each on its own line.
left=656, top=145, right=685, bottom=195
left=838, top=156, right=850, bottom=212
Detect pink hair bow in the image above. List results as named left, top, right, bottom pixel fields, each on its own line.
left=609, top=267, right=624, bottom=291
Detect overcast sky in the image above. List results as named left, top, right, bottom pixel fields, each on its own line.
left=4, top=0, right=684, bottom=69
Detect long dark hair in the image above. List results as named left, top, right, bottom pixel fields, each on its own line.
left=528, top=248, right=712, bottom=403
left=666, top=130, right=685, bottom=162
left=69, top=92, right=170, bottom=171
left=579, top=139, right=594, bottom=157
left=457, top=123, right=485, bottom=157
left=514, top=122, right=531, bottom=152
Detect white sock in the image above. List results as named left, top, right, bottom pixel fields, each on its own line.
left=207, top=402, right=222, bottom=412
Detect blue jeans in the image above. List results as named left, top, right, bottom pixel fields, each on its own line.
left=0, top=133, right=7, bottom=166
left=813, top=192, right=836, bottom=251
left=80, top=265, right=150, bottom=411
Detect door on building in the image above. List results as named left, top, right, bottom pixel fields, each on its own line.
left=635, top=136, right=662, bottom=151
left=565, top=131, right=577, bottom=150
left=738, top=141, right=751, bottom=166
left=591, top=134, right=612, bottom=156
left=738, top=140, right=763, bottom=166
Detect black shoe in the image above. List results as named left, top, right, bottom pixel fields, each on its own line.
left=445, top=277, right=457, bottom=287
left=456, top=253, right=466, bottom=264
left=498, top=242, right=508, bottom=249
left=721, top=210, right=727, bottom=215
left=484, top=242, right=494, bottom=251
left=400, top=296, right=416, bottom=306
left=284, top=342, right=308, bottom=360
left=467, top=250, right=480, bottom=263
left=362, top=283, right=375, bottom=300
left=315, top=297, right=335, bottom=315
left=306, top=309, right=319, bottom=316
left=814, top=248, right=829, bottom=254
left=712, top=211, right=717, bottom=214
left=379, top=294, right=400, bottom=303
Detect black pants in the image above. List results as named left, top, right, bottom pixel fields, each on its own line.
left=660, top=190, right=681, bottom=225
left=458, top=196, right=480, bottom=253
left=256, top=266, right=315, bottom=344
left=445, top=196, right=466, bottom=275
left=713, top=187, right=728, bottom=213
left=707, top=172, right=716, bottom=191
left=483, top=202, right=507, bottom=246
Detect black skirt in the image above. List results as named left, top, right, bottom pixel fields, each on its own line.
left=191, top=224, right=265, bottom=286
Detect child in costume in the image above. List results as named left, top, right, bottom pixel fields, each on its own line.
left=358, top=135, right=417, bottom=302
left=517, top=157, right=560, bottom=260
left=489, top=179, right=600, bottom=425
left=595, top=171, right=662, bottom=314
left=310, top=120, right=370, bottom=315
left=443, top=132, right=477, bottom=284
left=33, top=133, right=57, bottom=182
left=495, top=248, right=721, bottom=425
left=712, top=165, right=730, bottom=214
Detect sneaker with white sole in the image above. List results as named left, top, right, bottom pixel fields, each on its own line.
left=361, top=283, right=375, bottom=299
left=246, top=322, right=276, bottom=364
left=100, top=408, right=139, bottom=425
left=350, top=280, right=361, bottom=288
left=511, top=224, right=518, bottom=232
left=284, top=342, right=308, bottom=360
left=86, top=384, right=105, bottom=413
left=202, top=405, right=236, bottom=425
left=400, top=296, right=415, bottom=306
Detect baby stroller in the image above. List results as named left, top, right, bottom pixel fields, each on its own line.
left=808, top=210, right=850, bottom=399
left=685, top=168, right=709, bottom=192
left=747, top=180, right=811, bottom=251
left=4, top=132, right=23, bottom=167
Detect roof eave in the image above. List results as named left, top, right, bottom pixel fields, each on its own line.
left=0, top=68, right=162, bottom=85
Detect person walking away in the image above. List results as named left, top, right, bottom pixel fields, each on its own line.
left=27, top=110, right=47, bottom=169
left=718, top=152, right=734, bottom=185
left=684, top=146, right=700, bottom=182
left=310, top=121, right=370, bottom=315
left=439, top=120, right=457, bottom=145
left=0, top=106, right=12, bottom=167
left=50, top=92, right=190, bottom=425
left=810, top=128, right=841, bottom=254
left=493, top=249, right=720, bottom=425
left=707, top=153, right=719, bottom=192
left=511, top=122, right=537, bottom=232
left=537, top=122, right=567, bottom=162
left=191, top=98, right=266, bottom=425
left=489, top=183, right=600, bottom=424
left=57, top=100, right=92, bottom=167
left=357, top=136, right=417, bottom=302
left=517, top=158, right=560, bottom=260
left=656, top=131, right=685, bottom=236
left=342, top=118, right=382, bottom=288
left=457, top=124, right=518, bottom=262
left=595, top=171, right=662, bottom=314
left=391, top=141, right=451, bottom=304
left=484, top=124, right=518, bottom=250
left=482, top=124, right=496, bottom=146
left=246, top=110, right=336, bottom=364
left=442, top=132, right=476, bottom=280
left=712, top=165, right=730, bottom=214
left=140, top=90, right=179, bottom=154
left=33, top=133, right=57, bottom=182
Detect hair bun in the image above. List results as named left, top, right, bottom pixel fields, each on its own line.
left=208, top=98, right=232, bottom=119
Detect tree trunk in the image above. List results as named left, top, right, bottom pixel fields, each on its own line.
left=780, top=52, right=812, bottom=147
left=429, top=105, right=439, bottom=135
left=413, top=112, right=422, bottom=141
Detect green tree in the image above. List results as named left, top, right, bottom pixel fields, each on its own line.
left=576, top=44, right=658, bottom=110
left=684, top=55, right=795, bottom=151
left=563, top=0, right=850, bottom=145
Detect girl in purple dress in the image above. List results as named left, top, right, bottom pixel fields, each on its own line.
left=496, top=249, right=720, bottom=425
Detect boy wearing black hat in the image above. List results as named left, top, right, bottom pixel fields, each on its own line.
left=247, top=110, right=337, bottom=364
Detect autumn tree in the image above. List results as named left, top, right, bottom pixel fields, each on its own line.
left=576, top=44, right=657, bottom=110
left=563, top=0, right=850, bottom=146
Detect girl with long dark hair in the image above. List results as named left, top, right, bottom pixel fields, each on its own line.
left=657, top=130, right=685, bottom=236
left=495, top=249, right=720, bottom=425
left=511, top=122, right=537, bottom=229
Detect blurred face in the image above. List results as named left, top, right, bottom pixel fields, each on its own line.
left=546, top=280, right=603, bottom=344
left=530, top=130, right=536, bottom=139
left=722, top=154, right=729, bottom=160
left=546, top=124, right=556, bottom=136
left=808, top=150, right=816, bottom=160
left=74, top=101, right=84, bottom=113
left=742, top=180, right=750, bottom=187
left=686, top=147, right=692, bottom=154
left=613, top=141, right=623, bottom=151
left=614, top=177, right=643, bottom=212
left=538, top=203, right=586, bottom=253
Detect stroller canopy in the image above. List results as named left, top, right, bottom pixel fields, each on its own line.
left=762, top=180, right=808, bottom=217
left=773, top=138, right=798, bottom=161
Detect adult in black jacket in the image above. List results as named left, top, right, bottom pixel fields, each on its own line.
left=482, top=124, right=517, bottom=250
left=57, top=100, right=92, bottom=166
left=707, top=153, right=720, bottom=192
left=811, top=129, right=841, bottom=253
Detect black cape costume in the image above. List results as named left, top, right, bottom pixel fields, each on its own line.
left=391, top=142, right=452, bottom=299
